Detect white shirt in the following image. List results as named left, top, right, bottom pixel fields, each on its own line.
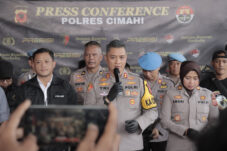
left=37, top=75, right=53, bottom=106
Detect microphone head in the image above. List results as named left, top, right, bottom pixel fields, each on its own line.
left=114, top=68, right=120, bottom=75
left=113, top=68, right=120, bottom=82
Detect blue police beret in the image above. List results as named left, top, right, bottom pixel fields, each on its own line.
left=27, top=49, right=37, bottom=58
left=138, top=52, right=162, bottom=70
left=168, top=53, right=186, bottom=62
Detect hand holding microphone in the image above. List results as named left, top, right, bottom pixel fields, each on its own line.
left=104, top=68, right=123, bottom=104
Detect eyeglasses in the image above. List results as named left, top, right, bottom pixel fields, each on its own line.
left=0, top=79, right=12, bottom=83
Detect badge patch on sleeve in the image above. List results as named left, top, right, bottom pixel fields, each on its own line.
left=174, top=115, right=181, bottom=121
left=141, top=80, right=157, bottom=109
left=129, top=99, right=135, bottom=105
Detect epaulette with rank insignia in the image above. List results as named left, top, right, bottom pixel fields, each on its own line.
left=81, top=71, right=85, bottom=75
left=178, top=85, right=183, bottom=90
left=99, top=70, right=103, bottom=75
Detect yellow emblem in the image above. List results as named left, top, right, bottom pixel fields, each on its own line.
left=128, top=76, right=134, bottom=80
left=174, top=95, right=182, bottom=99
left=200, top=96, right=206, bottom=100
left=160, top=85, right=167, bottom=89
left=202, top=116, right=207, bottom=122
left=141, top=80, right=157, bottom=109
left=99, top=82, right=109, bottom=86
left=81, top=71, right=85, bottom=75
left=178, top=85, right=182, bottom=90
left=99, top=71, right=103, bottom=75
left=76, top=74, right=82, bottom=78
left=100, top=78, right=107, bottom=82
left=76, top=78, right=85, bottom=82
left=127, top=81, right=136, bottom=85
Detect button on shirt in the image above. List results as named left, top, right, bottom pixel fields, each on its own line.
left=37, top=76, right=53, bottom=106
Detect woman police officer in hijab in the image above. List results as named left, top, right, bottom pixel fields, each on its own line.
left=160, top=61, right=219, bottom=151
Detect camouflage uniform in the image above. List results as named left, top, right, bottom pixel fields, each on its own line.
left=70, top=66, right=105, bottom=105
left=161, top=85, right=219, bottom=151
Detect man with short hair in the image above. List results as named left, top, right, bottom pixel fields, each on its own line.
left=17, top=48, right=77, bottom=105
left=93, top=40, right=158, bottom=151
left=70, top=41, right=104, bottom=104
left=138, top=52, right=174, bottom=151
left=167, top=53, right=186, bottom=87
left=200, top=50, right=227, bottom=97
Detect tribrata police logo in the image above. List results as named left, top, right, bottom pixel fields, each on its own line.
left=176, top=6, right=194, bottom=24
left=15, top=9, right=27, bottom=23
left=165, top=34, right=174, bottom=44
left=190, top=49, right=200, bottom=58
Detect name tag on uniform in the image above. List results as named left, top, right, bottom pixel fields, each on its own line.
left=173, top=100, right=184, bottom=103
left=54, top=94, right=65, bottom=98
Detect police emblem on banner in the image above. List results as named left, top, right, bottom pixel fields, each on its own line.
left=15, top=8, right=28, bottom=23
left=164, top=34, right=174, bottom=44
left=190, top=49, right=200, bottom=58
left=2, top=37, right=15, bottom=46
left=176, top=6, right=194, bottom=24
left=59, top=67, right=71, bottom=75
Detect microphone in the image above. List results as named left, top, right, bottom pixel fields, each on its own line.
left=113, top=68, right=120, bottom=83
left=113, top=68, right=122, bottom=95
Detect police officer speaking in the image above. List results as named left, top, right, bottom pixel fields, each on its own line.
left=92, top=40, right=158, bottom=151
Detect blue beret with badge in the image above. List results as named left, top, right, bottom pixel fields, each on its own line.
left=167, top=53, right=186, bottom=62
left=138, top=52, right=162, bottom=71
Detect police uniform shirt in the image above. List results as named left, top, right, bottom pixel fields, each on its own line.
left=166, top=73, right=181, bottom=87
left=145, top=74, right=174, bottom=142
left=93, top=69, right=158, bottom=151
left=0, top=87, right=10, bottom=123
left=17, top=69, right=36, bottom=86
left=161, top=85, right=219, bottom=151
left=69, top=66, right=105, bottom=105
left=146, top=74, right=174, bottom=115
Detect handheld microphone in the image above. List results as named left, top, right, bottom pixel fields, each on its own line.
left=113, top=68, right=120, bottom=83
left=113, top=68, right=122, bottom=95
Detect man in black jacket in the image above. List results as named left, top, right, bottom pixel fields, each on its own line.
left=17, top=48, right=77, bottom=105
left=200, top=50, right=227, bottom=98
